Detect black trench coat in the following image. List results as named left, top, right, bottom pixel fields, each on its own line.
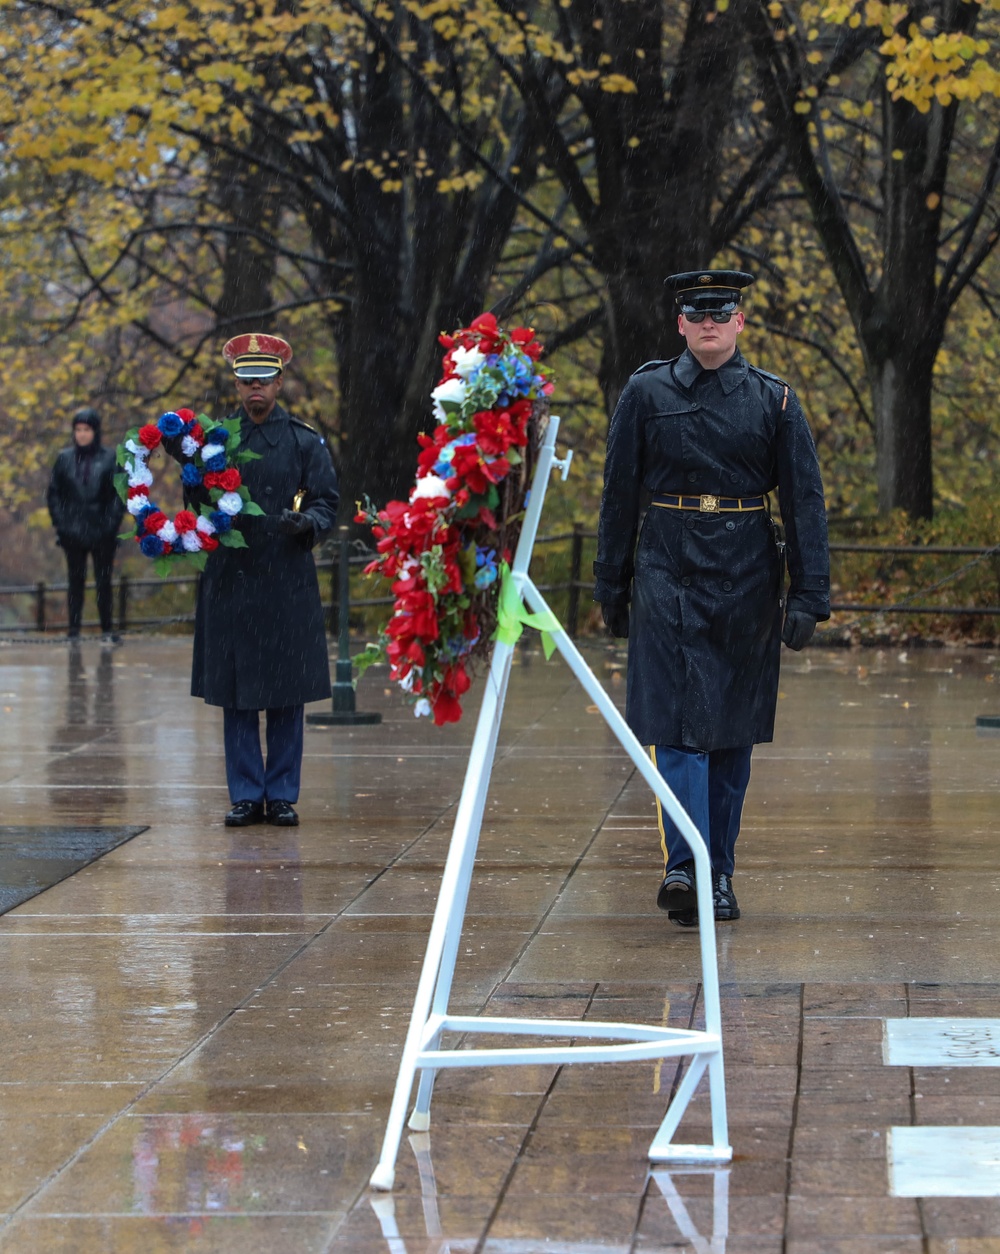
left=594, top=348, right=830, bottom=751
left=179, top=405, right=339, bottom=710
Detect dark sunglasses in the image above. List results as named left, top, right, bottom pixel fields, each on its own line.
left=682, top=310, right=734, bottom=324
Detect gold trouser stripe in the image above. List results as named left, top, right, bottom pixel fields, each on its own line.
left=650, top=745, right=669, bottom=868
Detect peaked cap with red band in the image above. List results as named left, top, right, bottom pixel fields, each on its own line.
left=222, top=332, right=294, bottom=379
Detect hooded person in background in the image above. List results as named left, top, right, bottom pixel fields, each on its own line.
left=47, top=408, right=126, bottom=641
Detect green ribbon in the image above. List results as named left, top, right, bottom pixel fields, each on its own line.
left=493, top=561, right=561, bottom=659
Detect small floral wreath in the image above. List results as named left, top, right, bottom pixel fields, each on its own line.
left=355, top=312, right=553, bottom=725
left=115, top=408, right=264, bottom=574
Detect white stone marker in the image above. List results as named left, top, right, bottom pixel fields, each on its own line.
left=883, top=1018, right=1000, bottom=1067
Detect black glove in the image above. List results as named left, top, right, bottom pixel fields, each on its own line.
left=782, top=609, right=817, bottom=651
left=601, top=601, right=630, bottom=639
left=278, top=509, right=314, bottom=538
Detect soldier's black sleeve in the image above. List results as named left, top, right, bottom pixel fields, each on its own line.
left=774, top=385, right=830, bottom=621
left=594, top=378, right=646, bottom=604
left=298, top=432, right=340, bottom=546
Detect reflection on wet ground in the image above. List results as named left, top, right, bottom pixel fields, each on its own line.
left=0, top=637, right=997, bottom=1250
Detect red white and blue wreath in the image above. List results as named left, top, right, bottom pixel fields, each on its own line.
left=115, top=408, right=264, bottom=575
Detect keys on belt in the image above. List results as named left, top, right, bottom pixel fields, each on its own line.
left=652, top=493, right=766, bottom=514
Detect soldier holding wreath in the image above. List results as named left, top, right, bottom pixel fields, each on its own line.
left=170, top=333, right=339, bottom=827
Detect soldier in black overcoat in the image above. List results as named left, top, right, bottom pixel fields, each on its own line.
left=47, top=408, right=126, bottom=640
left=174, top=333, right=339, bottom=828
left=594, top=271, right=830, bottom=926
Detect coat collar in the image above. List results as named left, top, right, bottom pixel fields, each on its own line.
left=239, top=402, right=289, bottom=448
left=672, top=347, right=749, bottom=395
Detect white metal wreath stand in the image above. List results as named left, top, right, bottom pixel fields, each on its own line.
left=369, top=415, right=731, bottom=1191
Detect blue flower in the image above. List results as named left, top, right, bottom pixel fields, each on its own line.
left=203, top=452, right=226, bottom=472
left=209, top=510, right=232, bottom=533
left=181, top=463, right=203, bottom=487
left=206, top=427, right=229, bottom=446
left=474, top=546, right=498, bottom=590
left=157, top=412, right=184, bottom=437
left=139, top=534, right=164, bottom=557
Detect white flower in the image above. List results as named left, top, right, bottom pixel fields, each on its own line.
left=398, top=669, right=415, bottom=692
left=430, top=376, right=466, bottom=420
left=451, top=346, right=486, bottom=378
left=201, top=443, right=226, bottom=463
left=125, top=439, right=144, bottom=457
left=195, top=514, right=216, bottom=535
left=413, top=697, right=432, bottom=718
left=126, top=494, right=149, bottom=516
left=410, top=474, right=451, bottom=501
left=127, top=462, right=154, bottom=488
left=157, top=521, right=178, bottom=544
left=181, top=530, right=203, bottom=553
left=181, top=435, right=200, bottom=457
left=217, top=491, right=243, bottom=516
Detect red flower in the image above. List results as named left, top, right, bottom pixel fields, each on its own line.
left=144, top=510, right=168, bottom=533
left=127, top=485, right=149, bottom=499
left=189, top=422, right=204, bottom=444
left=200, top=533, right=220, bottom=552
left=174, top=510, right=198, bottom=533
left=218, top=467, right=241, bottom=492
left=176, top=408, right=196, bottom=422
left=449, top=443, right=510, bottom=495
left=202, top=472, right=222, bottom=490
left=473, top=406, right=529, bottom=457
left=138, top=424, right=162, bottom=450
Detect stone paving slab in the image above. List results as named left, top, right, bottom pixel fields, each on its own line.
left=0, top=636, right=997, bottom=1250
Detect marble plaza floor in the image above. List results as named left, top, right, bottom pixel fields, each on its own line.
left=0, top=633, right=998, bottom=1252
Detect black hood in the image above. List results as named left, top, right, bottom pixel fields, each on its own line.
left=72, top=407, right=102, bottom=448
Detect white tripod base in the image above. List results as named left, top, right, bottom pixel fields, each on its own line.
left=368, top=418, right=731, bottom=1190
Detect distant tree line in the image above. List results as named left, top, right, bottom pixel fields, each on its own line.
left=0, top=0, right=997, bottom=520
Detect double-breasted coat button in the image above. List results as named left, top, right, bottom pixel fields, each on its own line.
left=687, top=470, right=698, bottom=483
left=726, top=520, right=736, bottom=531
left=681, top=576, right=692, bottom=586
left=685, top=517, right=696, bottom=529
left=722, top=580, right=733, bottom=591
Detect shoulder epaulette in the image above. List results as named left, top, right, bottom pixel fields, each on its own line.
left=747, top=363, right=789, bottom=390
left=633, top=357, right=677, bottom=376
left=288, top=415, right=320, bottom=435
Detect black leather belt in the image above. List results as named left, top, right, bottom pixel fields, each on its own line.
left=652, top=493, right=765, bottom=514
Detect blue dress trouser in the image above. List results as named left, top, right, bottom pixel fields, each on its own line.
left=223, top=706, right=304, bottom=804
left=652, top=744, right=753, bottom=878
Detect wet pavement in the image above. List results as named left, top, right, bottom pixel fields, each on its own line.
left=0, top=635, right=998, bottom=1251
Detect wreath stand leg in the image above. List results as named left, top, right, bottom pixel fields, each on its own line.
left=368, top=416, right=731, bottom=1192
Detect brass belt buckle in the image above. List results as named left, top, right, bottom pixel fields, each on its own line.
left=699, top=494, right=720, bottom=513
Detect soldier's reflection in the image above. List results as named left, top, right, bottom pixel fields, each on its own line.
left=46, top=643, right=124, bottom=820
left=225, top=826, right=304, bottom=918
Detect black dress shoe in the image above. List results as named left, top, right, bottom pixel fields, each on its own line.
left=714, top=873, right=740, bottom=921
left=656, top=859, right=697, bottom=914
left=225, top=800, right=264, bottom=827
left=266, top=799, right=299, bottom=826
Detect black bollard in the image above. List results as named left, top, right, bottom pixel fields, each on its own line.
left=307, top=526, right=382, bottom=726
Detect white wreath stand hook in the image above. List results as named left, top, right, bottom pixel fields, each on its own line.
left=368, top=416, right=731, bottom=1192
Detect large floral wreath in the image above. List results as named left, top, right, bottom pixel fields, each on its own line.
left=355, top=313, right=553, bottom=726
left=115, top=409, right=264, bottom=575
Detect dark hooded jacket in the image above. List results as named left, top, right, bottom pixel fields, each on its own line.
left=595, top=348, right=830, bottom=751
left=47, top=414, right=125, bottom=549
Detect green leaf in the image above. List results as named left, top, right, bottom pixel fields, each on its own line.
left=220, top=529, right=248, bottom=549
left=113, top=471, right=128, bottom=503
left=240, top=500, right=265, bottom=516
left=353, top=642, right=386, bottom=676
left=153, top=556, right=173, bottom=577
left=237, top=486, right=251, bottom=500
left=236, top=449, right=262, bottom=461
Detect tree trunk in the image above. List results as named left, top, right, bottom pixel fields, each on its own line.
left=866, top=346, right=936, bottom=518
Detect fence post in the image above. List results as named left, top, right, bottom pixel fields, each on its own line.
left=567, top=522, right=584, bottom=639
left=307, top=526, right=382, bottom=726
left=35, top=581, right=46, bottom=634
left=117, top=573, right=129, bottom=634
